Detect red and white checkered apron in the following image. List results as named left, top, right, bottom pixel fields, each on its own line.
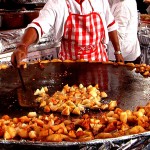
left=59, top=0, right=108, bottom=62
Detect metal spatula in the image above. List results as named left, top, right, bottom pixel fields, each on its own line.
left=17, top=68, right=38, bottom=107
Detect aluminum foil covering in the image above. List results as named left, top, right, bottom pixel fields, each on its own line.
left=12, top=0, right=48, bottom=4
left=140, top=44, right=150, bottom=65
left=138, top=31, right=150, bottom=46
left=0, top=27, right=60, bottom=65
left=0, top=28, right=58, bottom=53
left=24, top=0, right=48, bottom=4
left=0, top=132, right=149, bottom=150
left=138, top=22, right=150, bottom=64
left=0, top=48, right=59, bottom=65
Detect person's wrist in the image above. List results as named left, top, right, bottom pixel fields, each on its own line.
left=17, top=44, right=28, bottom=52
left=114, top=50, right=122, bottom=55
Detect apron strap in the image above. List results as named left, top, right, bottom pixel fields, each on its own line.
left=88, top=0, right=94, bottom=12
left=66, top=0, right=72, bottom=14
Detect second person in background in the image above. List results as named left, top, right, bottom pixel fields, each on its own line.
left=107, top=0, right=141, bottom=64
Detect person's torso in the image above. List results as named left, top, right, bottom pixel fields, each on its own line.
left=108, top=0, right=141, bottom=61
left=112, top=0, right=138, bottom=38
left=59, top=0, right=108, bottom=61
left=46, top=0, right=108, bottom=44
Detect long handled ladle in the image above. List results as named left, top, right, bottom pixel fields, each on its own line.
left=17, top=67, right=38, bottom=107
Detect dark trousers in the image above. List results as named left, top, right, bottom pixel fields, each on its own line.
left=125, top=56, right=141, bottom=64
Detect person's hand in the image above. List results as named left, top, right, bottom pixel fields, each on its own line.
left=144, top=0, right=150, bottom=4
left=115, top=54, right=124, bottom=63
left=11, top=44, right=28, bottom=68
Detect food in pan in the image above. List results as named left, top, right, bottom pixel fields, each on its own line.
left=34, top=84, right=117, bottom=115
left=117, top=62, right=125, bottom=66
left=0, top=58, right=149, bottom=77
left=35, top=59, right=150, bottom=77
left=0, top=102, right=149, bottom=142
left=134, top=64, right=150, bottom=77
left=126, top=63, right=135, bottom=67
left=0, top=64, right=9, bottom=70
left=101, top=61, right=114, bottom=65
left=76, top=59, right=88, bottom=62
left=40, top=60, right=51, bottom=64
left=50, top=59, right=62, bottom=62
left=63, top=60, right=75, bottom=62
left=140, top=14, right=150, bottom=22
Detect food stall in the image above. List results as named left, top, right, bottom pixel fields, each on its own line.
left=0, top=0, right=150, bottom=150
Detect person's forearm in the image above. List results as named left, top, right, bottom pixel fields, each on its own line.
left=19, top=27, right=38, bottom=49
left=144, top=0, right=150, bottom=4
left=108, top=30, right=120, bottom=52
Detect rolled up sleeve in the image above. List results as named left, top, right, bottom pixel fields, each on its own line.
left=113, top=5, right=130, bottom=40
left=105, top=0, right=118, bottom=32
left=26, top=1, right=56, bottom=42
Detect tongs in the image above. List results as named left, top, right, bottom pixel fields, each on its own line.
left=17, top=67, right=38, bottom=107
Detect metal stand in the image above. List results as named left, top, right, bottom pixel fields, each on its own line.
left=140, top=44, right=150, bottom=64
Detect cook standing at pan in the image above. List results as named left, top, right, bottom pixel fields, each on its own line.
left=107, top=0, right=141, bottom=64
left=11, top=0, right=124, bottom=67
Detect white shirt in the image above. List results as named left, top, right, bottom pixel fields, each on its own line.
left=107, top=0, right=141, bottom=61
left=27, top=0, right=117, bottom=47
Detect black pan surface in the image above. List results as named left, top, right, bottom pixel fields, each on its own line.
left=0, top=62, right=149, bottom=149
left=0, top=62, right=149, bottom=113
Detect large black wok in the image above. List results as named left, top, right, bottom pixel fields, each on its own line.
left=0, top=62, right=149, bottom=149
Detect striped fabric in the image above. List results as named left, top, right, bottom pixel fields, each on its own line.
left=59, top=0, right=108, bottom=62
